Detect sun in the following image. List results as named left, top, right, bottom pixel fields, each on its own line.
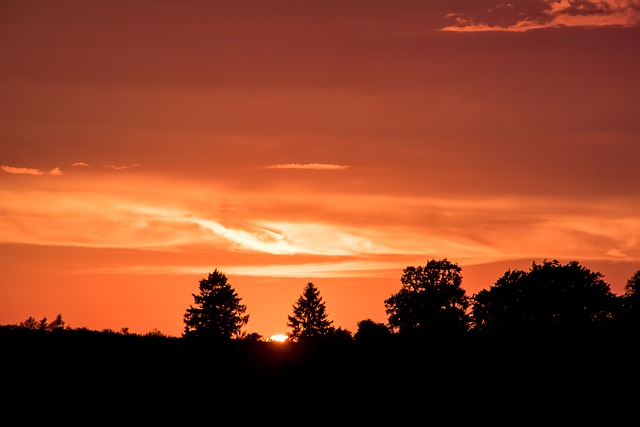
left=267, top=333, right=288, bottom=343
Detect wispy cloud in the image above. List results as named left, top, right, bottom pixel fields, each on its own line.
left=184, top=218, right=395, bottom=256
left=1, top=166, right=44, bottom=176
left=1, top=165, right=63, bottom=176
left=1, top=173, right=638, bottom=268
left=105, top=164, right=141, bottom=170
left=1, top=162, right=141, bottom=176
left=72, top=162, right=142, bottom=171
left=264, top=163, right=349, bottom=171
left=441, top=0, right=640, bottom=32
left=75, top=260, right=404, bottom=279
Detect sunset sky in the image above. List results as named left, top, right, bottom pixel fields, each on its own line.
left=2, top=0, right=639, bottom=339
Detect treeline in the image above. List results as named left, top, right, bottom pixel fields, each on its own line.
left=4, top=258, right=640, bottom=343
left=179, top=257, right=640, bottom=342
left=4, top=258, right=640, bottom=418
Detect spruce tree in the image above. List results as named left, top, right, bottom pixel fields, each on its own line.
left=183, top=269, right=249, bottom=340
left=287, top=282, right=334, bottom=342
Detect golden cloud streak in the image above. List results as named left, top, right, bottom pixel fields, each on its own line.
left=73, top=260, right=404, bottom=279
left=1, top=173, right=638, bottom=265
left=264, top=163, right=349, bottom=170
left=1, top=165, right=62, bottom=176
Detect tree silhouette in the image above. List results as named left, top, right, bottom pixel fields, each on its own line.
left=48, top=314, right=66, bottom=330
left=471, top=259, right=620, bottom=338
left=183, top=269, right=249, bottom=340
left=287, top=282, right=334, bottom=342
left=18, top=314, right=66, bottom=331
left=354, top=319, right=392, bottom=344
left=620, top=270, right=640, bottom=331
left=384, top=258, right=471, bottom=338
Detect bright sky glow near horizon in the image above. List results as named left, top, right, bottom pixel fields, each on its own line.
left=1, top=0, right=639, bottom=338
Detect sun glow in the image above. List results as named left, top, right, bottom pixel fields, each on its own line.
left=268, top=334, right=288, bottom=343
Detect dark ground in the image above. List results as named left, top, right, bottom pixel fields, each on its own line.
left=1, top=327, right=637, bottom=422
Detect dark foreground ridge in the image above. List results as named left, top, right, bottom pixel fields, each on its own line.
left=2, top=326, right=638, bottom=422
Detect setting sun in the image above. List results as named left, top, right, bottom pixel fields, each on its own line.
left=268, top=334, right=288, bottom=343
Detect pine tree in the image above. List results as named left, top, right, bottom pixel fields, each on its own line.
left=287, top=282, right=334, bottom=342
left=183, top=269, right=249, bottom=340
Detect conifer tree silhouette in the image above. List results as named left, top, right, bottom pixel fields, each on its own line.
left=183, top=269, right=249, bottom=339
left=287, top=282, right=334, bottom=342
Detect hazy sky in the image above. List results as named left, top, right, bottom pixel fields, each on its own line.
left=2, top=0, right=639, bottom=338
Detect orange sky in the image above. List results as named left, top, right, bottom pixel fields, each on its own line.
left=1, top=0, right=639, bottom=338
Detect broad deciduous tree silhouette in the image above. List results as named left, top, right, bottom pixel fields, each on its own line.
left=183, top=269, right=249, bottom=340
left=620, top=269, right=640, bottom=331
left=384, top=258, right=471, bottom=338
left=354, top=319, right=392, bottom=343
left=471, top=259, right=620, bottom=338
left=287, top=282, right=334, bottom=342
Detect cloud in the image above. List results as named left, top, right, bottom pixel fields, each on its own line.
left=605, top=248, right=631, bottom=259
left=1, top=165, right=45, bottom=176
left=105, top=164, right=141, bottom=170
left=264, top=163, right=349, bottom=171
left=189, top=217, right=299, bottom=255
left=75, top=260, right=404, bottom=279
left=189, top=218, right=393, bottom=256
left=1, top=172, right=638, bottom=270
left=441, top=0, right=640, bottom=32
left=1, top=162, right=141, bottom=177
left=1, top=165, right=62, bottom=176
